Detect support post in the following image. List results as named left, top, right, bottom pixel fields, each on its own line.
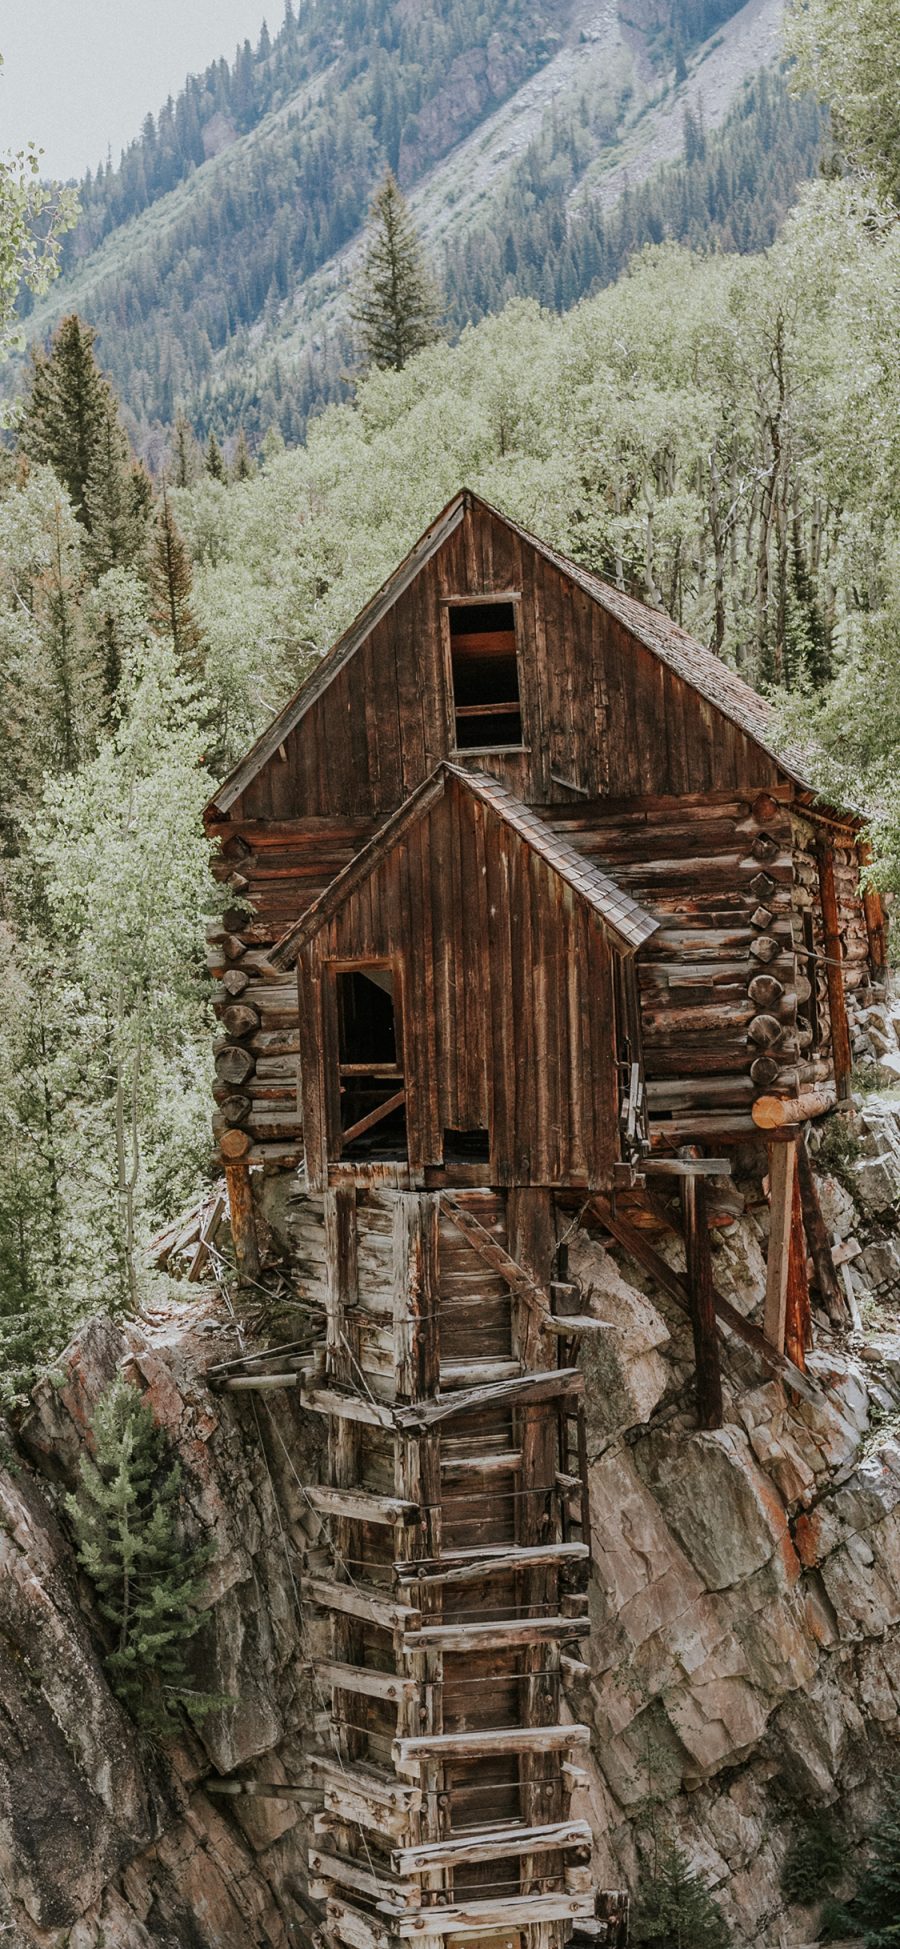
left=680, top=1174, right=723, bottom=1428
left=221, top=1129, right=260, bottom=1282
left=764, top=1137, right=797, bottom=1352
left=859, top=841, right=889, bottom=978
left=783, top=1163, right=811, bottom=1373
left=817, top=839, right=853, bottom=1102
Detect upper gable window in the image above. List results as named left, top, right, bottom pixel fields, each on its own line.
left=448, top=600, right=522, bottom=750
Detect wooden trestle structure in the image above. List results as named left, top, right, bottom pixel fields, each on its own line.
left=201, top=489, right=889, bottom=1949
left=300, top=1184, right=603, bottom=1949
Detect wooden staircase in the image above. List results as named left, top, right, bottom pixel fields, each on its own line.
left=302, top=1186, right=600, bottom=1949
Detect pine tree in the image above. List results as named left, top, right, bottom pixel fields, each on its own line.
left=633, top=1845, right=731, bottom=1949
left=205, top=430, right=227, bottom=480
left=231, top=427, right=255, bottom=481
left=832, top=1784, right=900, bottom=1946
left=19, top=315, right=124, bottom=529
left=148, top=490, right=202, bottom=669
left=84, top=403, right=151, bottom=581
left=170, top=409, right=200, bottom=488
left=66, top=1375, right=215, bottom=1735
left=351, top=169, right=443, bottom=373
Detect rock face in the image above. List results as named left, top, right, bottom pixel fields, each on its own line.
left=3, top=1116, right=900, bottom=1947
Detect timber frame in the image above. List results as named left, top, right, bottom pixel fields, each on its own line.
left=203, top=490, right=887, bottom=1949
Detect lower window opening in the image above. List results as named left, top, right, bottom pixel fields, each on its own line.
left=336, top=967, right=407, bottom=1160
left=443, top=1126, right=490, bottom=1163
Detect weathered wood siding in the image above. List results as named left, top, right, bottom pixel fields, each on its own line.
left=297, top=775, right=622, bottom=1191
left=227, top=501, right=782, bottom=825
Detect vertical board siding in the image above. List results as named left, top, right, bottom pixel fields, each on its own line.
left=297, top=776, right=620, bottom=1189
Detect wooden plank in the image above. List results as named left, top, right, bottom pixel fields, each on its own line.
left=681, top=1175, right=723, bottom=1430
left=305, top=1485, right=418, bottom=1525
left=392, top=1891, right=595, bottom=1936
left=395, top=1367, right=583, bottom=1430
left=402, top=1615, right=589, bottom=1652
left=784, top=1161, right=811, bottom=1373
left=341, top=1088, right=407, bottom=1149
left=395, top=1541, right=589, bottom=1587
left=817, top=839, right=853, bottom=1100
left=440, top=1192, right=547, bottom=1320
left=305, top=1576, right=421, bottom=1632
left=223, top=1151, right=260, bottom=1282
left=309, top=1851, right=416, bottom=1910
left=300, top=1386, right=395, bottom=1429
left=764, top=1138, right=797, bottom=1353
left=394, top=1723, right=591, bottom=1763
left=392, top=1819, right=593, bottom=1875
left=587, top=1197, right=821, bottom=1405
left=316, top=1661, right=419, bottom=1704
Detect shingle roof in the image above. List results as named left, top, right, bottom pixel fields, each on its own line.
left=453, top=767, right=658, bottom=952
left=270, top=762, right=660, bottom=969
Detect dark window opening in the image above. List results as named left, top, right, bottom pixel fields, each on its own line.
left=449, top=601, right=522, bottom=749
left=336, top=967, right=407, bottom=1160
left=442, top=1126, right=490, bottom=1163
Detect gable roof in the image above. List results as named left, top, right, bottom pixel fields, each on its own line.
left=204, top=488, right=815, bottom=821
left=270, top=762, right=660, bottom=969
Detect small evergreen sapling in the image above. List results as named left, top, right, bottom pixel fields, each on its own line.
left=633, top=1843, right=731, bottom=1949
left=67, top=1374, right=215, bottom=1735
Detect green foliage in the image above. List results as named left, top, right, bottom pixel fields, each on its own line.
left=19, top=315, right=132, bottom=531
left=824, top=1784, right=900, bottom=1946
left=633, top=1844, right=731, bottom=1948
left=66, top=1375, right=215, bottom=1735
left=352, top=170, right=443, bottom=372
left=781, top=1812, right=849, bottom=1906
left=148, top=491, right=203, bottom=671
left=0, top=60, right=77, bottom=389
left=813, top=1114, right=862, bottom=1192
left=785, top=0, right=900, bottom=204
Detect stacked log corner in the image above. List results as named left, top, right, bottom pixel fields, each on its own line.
left=299, top=1184, right=598, bottom=1949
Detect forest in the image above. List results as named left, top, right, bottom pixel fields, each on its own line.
left=1, top=0, right=899, bottom=1412
left=18, top=0, right=802, bottom=442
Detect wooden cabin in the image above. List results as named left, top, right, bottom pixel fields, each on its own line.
left=203, top=491, right=886, bottom=1949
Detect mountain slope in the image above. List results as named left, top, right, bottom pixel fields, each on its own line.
left=21, top=0, right=817, bottom=448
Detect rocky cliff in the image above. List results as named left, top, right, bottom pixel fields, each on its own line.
left=3, top=1094, right=900, bottom=1947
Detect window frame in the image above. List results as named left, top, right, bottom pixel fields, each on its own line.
left=441, top=591, right=527, bottom=756
left=325, top=955, right=407, bottom=1162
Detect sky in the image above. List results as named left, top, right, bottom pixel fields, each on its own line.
left=0, top=0, right=276, bottom=181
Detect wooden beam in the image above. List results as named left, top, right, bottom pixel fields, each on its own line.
left=859, top=840, right=889, bottom=975
left=204, top=1778, right=321, bottom=1804
left=394, top=1366, right=583, bottom=1429
left=305, top=1484, right=418, bottom=1526
left=213, top=1371, right=300, bottom=1392
left=795, top=1131, right=850, bottom=1327
left=752, top=1087, right=836, bottom=1129
left=395, top=1541, right=589, bottom=1586
left=764, top=1138, right=797, bottom=1352
left=439, top=1192, right=548, bottom=1316
left=817, top=839, right=853, bottom=1101
left=394, top=1723, right=591, bottom=1764
left=307, top=1756, right=422, bottom=1841
left=305, top=1576, right=420, bottom=1633
left=587, top=1197, right=821, bottom=1405
left=681, top=1174, right=723, bottom=1429
left=392, top=1820, right=593, bottom=1875
left=223, top=1141, right=260, bottom=1282
left=341, top=1088, right=406, bottom=1149
left=402, top=1615, right=590, bottom=1652
left=392, top=1892, right=595, bottom=1937
left=784, top=1161, right=812, bottom=1373
left=300, top=1385, right=395, bottom=1429
left=643, top=1156, right=732, bottom=1178
left=309, top=1849, right=416, bottom=1910
left=316, top=1661, right=419, bottom=1704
